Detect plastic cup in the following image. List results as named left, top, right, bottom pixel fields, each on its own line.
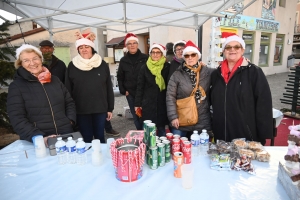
left=181, top=164, right=194, bottom=189
left=32, top=135, right=47, bottom=158
left=92, top=139, right=101, bottom=152
left=106, top=138, right=115, bottom=158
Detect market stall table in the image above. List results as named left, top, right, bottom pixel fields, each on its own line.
left=0, top=140, right=290, bottom=200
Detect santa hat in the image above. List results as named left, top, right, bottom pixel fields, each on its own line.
left=173, top=40, right=186, bottom=54
left=221, top=32, right=245, bottom=51
left=182, top=40, right=201, bottom=59
left=16, top=44, right=43, bottom=61
left=75, top=30, right=96, bottom=49
left=123, top=33, right=139, bottom=53
left=149, top=43, right=166, bottom=56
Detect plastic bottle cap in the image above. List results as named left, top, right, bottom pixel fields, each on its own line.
left=67, top=137, right=72, bottom=141
left=78, top=138, right=83, bottom=142
left=57, top=137, right=62, bottom=140
left=202, top=129, right=207, bottom=133
left=193, top=130, right=198, bottom=134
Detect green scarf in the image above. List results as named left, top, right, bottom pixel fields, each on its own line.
left=146, top=56, right=166, bottom=91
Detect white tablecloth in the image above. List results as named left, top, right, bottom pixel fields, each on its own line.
left=0, top=140, right=290, bottom=200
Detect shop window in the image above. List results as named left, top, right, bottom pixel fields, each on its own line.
left=259, top=33, right=271, bottom=66
left=279, top=0, right=286, bottom=7
left=242, top=32, right=255, bottom=61
left=274, top=34, right=284, bottom=64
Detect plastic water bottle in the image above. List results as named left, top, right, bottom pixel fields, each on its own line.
left=190, top=130, right=200, bottom=157
left=66, top=137, right=76, bottom=164
left=76, top=138, right=87, bottom=165
left=55, top=137, right=67, bottom=165
left=200, top=129, right=209, bottom=156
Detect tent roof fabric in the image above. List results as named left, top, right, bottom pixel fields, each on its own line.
left=0, top=0, right=245, bottom=34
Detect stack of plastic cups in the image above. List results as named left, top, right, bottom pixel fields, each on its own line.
left=32, top=135, right=47, bottom=158
left=107, top=138, right=115, bottom=158
left=92, top=139, right=103, bottom=166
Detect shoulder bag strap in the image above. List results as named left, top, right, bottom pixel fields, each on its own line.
left=190, top=68, right=200, bottom=96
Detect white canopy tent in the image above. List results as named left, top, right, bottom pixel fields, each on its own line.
left=0, top=0, right=252, bottom=35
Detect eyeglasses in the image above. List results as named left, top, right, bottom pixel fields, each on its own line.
left=127, top=42, right=138, bottom=46
left=224, top=45, right=242, bottom=51
left=22, top=57, right=41, bottom=65
left=150, top=51, right=162, bottom=55
left=175, top=48, right=184, bottom=52
left=184, top=53, right=197, bottom=59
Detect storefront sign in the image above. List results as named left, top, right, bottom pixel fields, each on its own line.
left=220, top=13, right=279, bottom=32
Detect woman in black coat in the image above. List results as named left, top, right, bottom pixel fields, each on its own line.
left=7, top=44, right=76, bottom=146
left=135, top=44, right=170, bottom=136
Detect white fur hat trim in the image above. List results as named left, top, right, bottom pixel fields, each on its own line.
left=16, top=44, right=43, bottom=61
left=75, top=38, right=95, bottom=49
left=222, top=35, right=245, bottom=51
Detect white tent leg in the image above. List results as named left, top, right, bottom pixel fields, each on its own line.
left=47, top=17, right=53, bottom=42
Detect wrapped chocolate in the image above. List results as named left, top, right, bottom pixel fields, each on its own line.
left=238, top=148, right=255, bottom=159
left=207, top=143, right=219, bottom=155
left=231, top=154, right=255, bottom=175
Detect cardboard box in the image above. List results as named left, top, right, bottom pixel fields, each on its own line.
left=124, top=106, right=133, bottom=118
left=278, top=161, right=300, bottom=200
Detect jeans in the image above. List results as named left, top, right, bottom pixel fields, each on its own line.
left=126, top=94, right=143, bottom=130
left=170, top=128, right=187, bottom=137
left=157, top=126, right=166, bottom=137
left=77, top=113, right=106, bottom=143
left=105, top=120, right=112, bottom=132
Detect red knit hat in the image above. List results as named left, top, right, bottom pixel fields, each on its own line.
left=149, top=43, right=166, bottom=56
left=182, top=40, right=201, bottom=58
left=221, top=32, right=245, bottom=51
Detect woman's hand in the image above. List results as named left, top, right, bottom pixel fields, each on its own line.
left=171, top=118, right=179, bottom=129
left=43, top=135, right=57, bottom=147
left=106, top=112, right=113, bottom=121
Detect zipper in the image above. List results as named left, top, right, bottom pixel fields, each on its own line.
left=246, top=125, right=254, bottom=141
left=224, top=84, right=227, bottom=141
left=41, top=83, right=58, bottom=135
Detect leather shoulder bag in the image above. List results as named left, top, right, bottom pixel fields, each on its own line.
left=176, top=71, right=199, bottom=126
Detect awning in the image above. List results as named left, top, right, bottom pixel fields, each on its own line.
left=105, top=36, right=125, bottom=48
left=0, top=0, right=249, bottom=34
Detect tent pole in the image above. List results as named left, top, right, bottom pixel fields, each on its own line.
left=47, top=17, right=53, bottom=42
left=123, top=0, right=127, bottom=33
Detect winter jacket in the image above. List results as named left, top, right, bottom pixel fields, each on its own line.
left=135, top=62, right=170, bottom=127
left=168, top=58, right=182, bottom=81
left=7, top=67, right=76, bottom=142
left=166, top=63, right=213, bottom=132
left=45, top=55, right=66, bottom=83
left=210, top=58, right=273, bottom=144
left=65, top=59, right=114, bottom=114
left=117, top=49, right=148, bottom=96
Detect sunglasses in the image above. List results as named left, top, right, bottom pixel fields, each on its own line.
left=150, top=51, right=162, bottom=55
left=224, top=45, right=242, bottom=51
left=184, top=53, right=197, bottom=59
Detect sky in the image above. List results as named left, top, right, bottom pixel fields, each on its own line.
left=0, top=9, right=21, bottom=25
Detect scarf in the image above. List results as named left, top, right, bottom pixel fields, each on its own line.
left=183, top=62, right=206, bottom=103
left=174, top=56, right=184, bottom=64
left=37, top=67, right=51, bottom=84
left=221, top=57, right=243, bottom=84
left=72, top=53, right=102, bottom=71
left=146, top=56, right=166, bottom=91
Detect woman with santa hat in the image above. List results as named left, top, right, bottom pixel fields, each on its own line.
left=134, top=43, right=170, bottom=136
left=168, top=40, right=186, bottom=81
left=7, top=44, right=76, bottom=146
left=65, top=30, right=114, bottom=143
left=166, top=40, right=212, bottom=137
left=210, top=33, right=273, bottom=145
